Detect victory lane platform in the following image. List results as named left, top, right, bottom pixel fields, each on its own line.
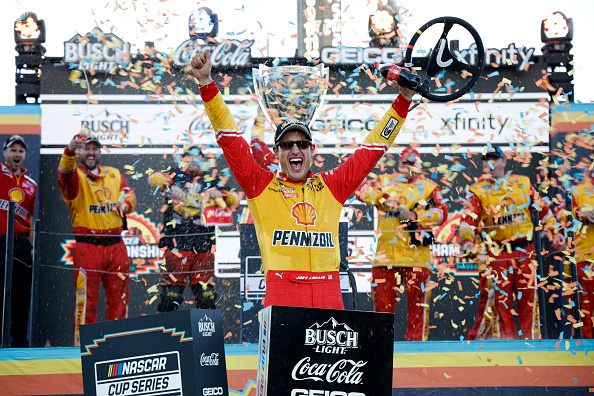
left=0, top=339, right=592, bottom=395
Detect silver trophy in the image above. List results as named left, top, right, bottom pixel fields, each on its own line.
left=252, top=64, right=329, bottom=128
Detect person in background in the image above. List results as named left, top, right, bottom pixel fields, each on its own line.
left=58, top=133, right=137, bottom=346
left=459, top=147, right=564, bottom=340
left=189, top=49, right=414, bottom=309
left=0, top=135, right=37, bottom=347
left=358, top=147, right=447, bottom=340
left=560, top=166, right=594, bottom=338
left=148, top=144, right=237, bottom=312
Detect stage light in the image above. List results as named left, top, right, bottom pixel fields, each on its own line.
left=370, top=10, right=395, bottom=34
left=541, top=11, right=573, bottom=54
left=189, top=7, right=218, bottom=40
left=368, top=6, right=399, bottom=48
left=14, top=12, right=46, bottom=45
left=541, top=11, right=573, bottom=42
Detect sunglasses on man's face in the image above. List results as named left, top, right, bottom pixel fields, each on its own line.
left=277, top=140, right=312, bottom=150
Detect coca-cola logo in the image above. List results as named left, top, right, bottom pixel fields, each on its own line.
left=305, top=317, right=359, bottom=355
left=291, top=357, right=366, bottom=384
left=200, top=352, right=219, bottom=366
left=172, top=39, right=254, bottom=67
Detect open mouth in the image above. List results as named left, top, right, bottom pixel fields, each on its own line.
left=289, top=157, right=303, bottom=172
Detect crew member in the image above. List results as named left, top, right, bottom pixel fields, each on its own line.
left=148, top=145, right=237, bottom=311
left=0, top=135, right=37, bottom=347
left=58, top=134, right=137, bottom=346
left=565, top=173, right=594, bottom=338
left=189, top=49, right=414, bottom=309
left=358, top=147, right=447, bottom=340
left=459, top=147, right=564, bottom=339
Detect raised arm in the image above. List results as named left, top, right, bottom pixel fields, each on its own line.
left=191, top=50, right=273, bottom=199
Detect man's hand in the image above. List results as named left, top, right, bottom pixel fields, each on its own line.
left=397, top=209, right=416, bottom=222
left=190, top=50, right=213, bottom=85
left=113, top=201, right=130, bottom=217
left=550, top=233, right=567, bottom=252
left=392, top=67, right=416, bottom=101
left=578, top=208, right=594, bottom=224
left=68, top=134, right=86, bottom=153
left=169, top=185, right=186, bottom=203
left=461, top=241, right=477, bottom=260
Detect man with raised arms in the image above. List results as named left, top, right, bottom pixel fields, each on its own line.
left=190, top=50, right=414, bottom=309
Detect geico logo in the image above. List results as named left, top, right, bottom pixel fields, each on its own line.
left=203, top=387, right=224, bottom=395
left=291, top=390, right=365, bottom=396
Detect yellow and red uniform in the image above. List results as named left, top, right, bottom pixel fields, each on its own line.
left=200, top=82, right=410, bottom=309
left=570, top=180, right=594, bottom=338
left=58, top=146, right=137, bottom=346
left=359, top=174, right=447, bottom=340
left=460, top=174, right=555, bottom=340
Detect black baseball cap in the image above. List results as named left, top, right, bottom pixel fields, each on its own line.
left=482, top=146, right=504, bottom=160
left=85, top=134, right=101, bottom=146
left=275, top=120, right=312, bottom=144
left=3, top=135, right=27, bottom=150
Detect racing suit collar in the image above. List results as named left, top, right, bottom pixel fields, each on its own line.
left=277, top=169, right=314, bottom=183
left=78, top=163, right=104, bottom=178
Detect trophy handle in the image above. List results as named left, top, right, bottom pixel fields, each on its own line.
left=253, top=64, right=274, bottom=125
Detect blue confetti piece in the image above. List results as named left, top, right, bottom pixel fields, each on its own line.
left=517, top=291, right=522, bottom=300
left=488, top=71, right=499, bottom=78
left=517, top=357, right=522, bottom=365
left=243, top=302, right=254, bottom=311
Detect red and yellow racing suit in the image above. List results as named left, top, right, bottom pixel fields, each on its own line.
left=460, top=174, right=555, bottom=340
left=200, top=82, right=410, bottom=309
left=58, top=147, right=137, bottom=346
left=359, top=174, right=447, bottom=340
left=570, top=180, right=594, bottom=338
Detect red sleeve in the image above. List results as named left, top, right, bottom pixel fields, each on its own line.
left=530, top=185, right=553, bottom=223
left=251, top=136, right=278, bottom=170
left=57, top=147, right=80, bottom=201
left=321, top=145, right=387, bottom=204
left=430, top=187, right=448, bottom=225
left=459, top=192, right=482, bottom=244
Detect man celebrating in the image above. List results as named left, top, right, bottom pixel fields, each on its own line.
left=58, top=134, right=137, bottom=346
left=189, top=50, right=414, bottom=309
left=148, top=144, right=237, bottom=312
left=459, top=147, right=564, bottom=339
left=358, top=147, right=447, bottom=340
left=0, top=135, right=37, bottom=347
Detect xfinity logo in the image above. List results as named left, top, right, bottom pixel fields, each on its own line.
left=305, top=317, right=358, bottom=355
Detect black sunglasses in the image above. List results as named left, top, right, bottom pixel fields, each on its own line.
left=277, top=140, right=312, bottom=150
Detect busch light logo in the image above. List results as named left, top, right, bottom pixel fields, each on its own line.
left=305, top=317, right=359, bottom=355
left=80, top=109, right=130, bottom=143
left=200, top=353, right=220, bottom=367
left=198, top=314, right=215, bottom=337
left=64, top=27, right=131, bottom=72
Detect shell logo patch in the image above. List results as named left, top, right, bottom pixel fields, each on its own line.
left=8, top=188, right=24, bottom=203
left=291, top=201, right=317, bottom=226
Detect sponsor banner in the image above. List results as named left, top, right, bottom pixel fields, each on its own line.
left=258, top=306, right=393, bottom=395
left=79, top=310, right=228, bottom=396
left=40, top=98, right=548, bottom=148
left=94, top=352, right=182, bottom=396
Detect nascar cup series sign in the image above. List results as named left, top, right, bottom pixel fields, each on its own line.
left=257, top=306, right=394, bottom=395
left=80, top=309, right=228, bottom=396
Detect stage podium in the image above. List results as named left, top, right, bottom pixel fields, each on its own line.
left=258, top=305, right=394, bottom=395
left=79, top=309, right=228, bottom=396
